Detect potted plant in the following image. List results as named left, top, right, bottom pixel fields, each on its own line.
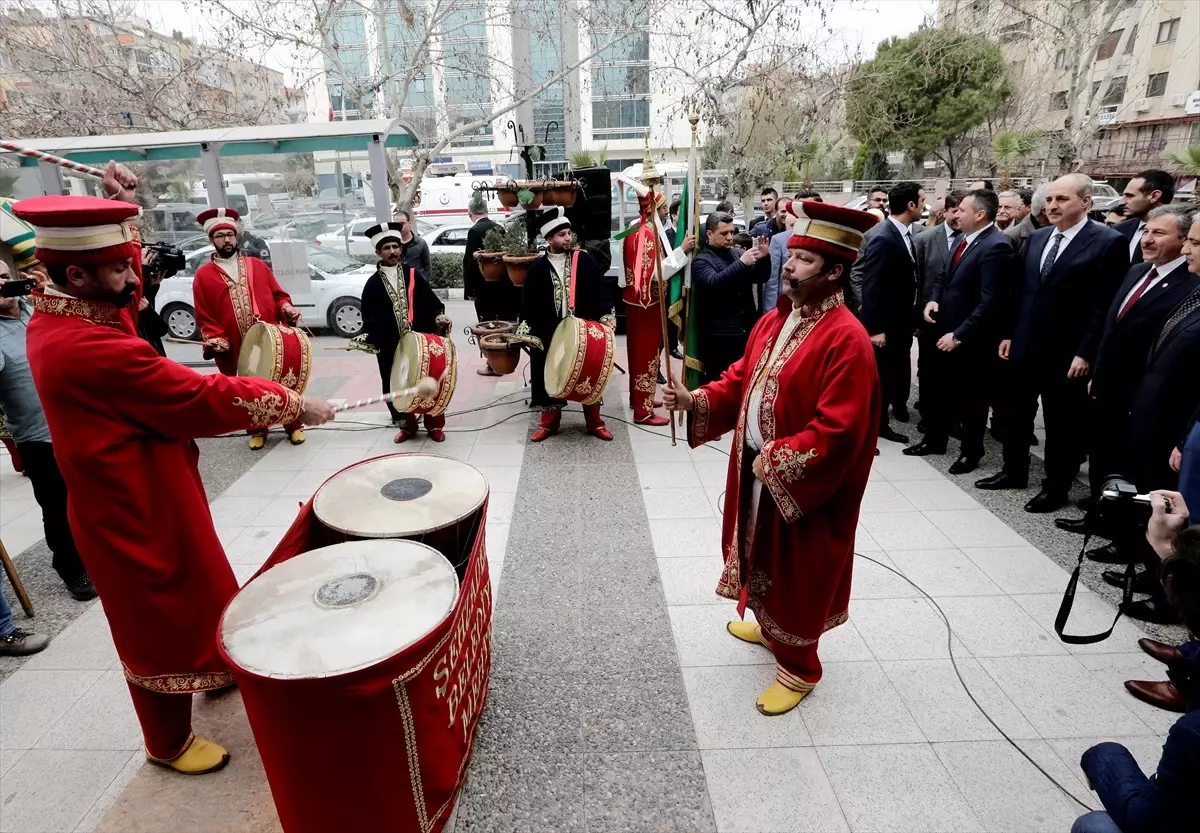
left=541, top=180, right=578, bottom=207
left=475, top=225, right=508, bottom=281
left=500, top=214, right=540, bottom=286
left=495, top=180, right=520, bottom=209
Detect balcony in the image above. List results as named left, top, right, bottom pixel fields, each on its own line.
left=1084, top=129, right=1197, bottom=175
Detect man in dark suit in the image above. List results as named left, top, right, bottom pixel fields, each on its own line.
left=913, top=190, right=966, bottom=421
left=976, top=174, right=1129, bottom=513
left=907, top=189, right=1013, bottom=472
left=1059, top=205, right=1200, bottom=542
left=462, top=195, right=513, bottom=376
left=858, top=181, right=925, bottom=443
left=1113, top=169, right=1175, bottom=267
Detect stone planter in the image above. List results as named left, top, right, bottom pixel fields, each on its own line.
left=502, top=253, right=540, bottom=286
left=474, top=251, right=507, bottom=281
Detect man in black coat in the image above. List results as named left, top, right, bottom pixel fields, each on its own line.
left=462, top=195, right=517, bottom=377
left=1113, top=169, right=1176, bottom=267
left=907, top=189, right=1013, bottom=472
left=690, top=212, right=770, bottom=383
left=358, top=221, right=449, bottom=442
left=858, top=181, right=925, bottom=444
left=515, top=207, right=615, bottom=443
left=976, top=174, right=1129, bottom=513
left=913, top=189, right=965, bottom=424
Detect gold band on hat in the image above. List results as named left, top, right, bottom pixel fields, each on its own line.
left=32, top=222, right=136, bottom=251
left=803, top=220, right=863, bottom=251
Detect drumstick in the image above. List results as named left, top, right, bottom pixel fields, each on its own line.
left=332, top=377, right=439, bottom=413
left=164, top=337, right=199, bottom=345
left=0, top=142, right=105, bottom=179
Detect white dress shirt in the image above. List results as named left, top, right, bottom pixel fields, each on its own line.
left=745, top=307, right=806, bottom=451
left=1118, top=255, right=1185, bottom=311
left=1038, top=215, right=1090, bottom=272
left=944, top=223, right=961, bottom=251
left=955, top=222, right=995, bottom=260
left=889, top=216, right=915, bottom=260
left=1128, top=221, right=1146, bottom=259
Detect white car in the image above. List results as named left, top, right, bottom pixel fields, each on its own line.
left=315, top=216, right=438, bottom=257
left=155, top=241, right=376, bottom=341
left=422, top=222, right=474, bottom=257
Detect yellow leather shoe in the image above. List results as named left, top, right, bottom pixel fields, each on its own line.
left=146, top=735, right=230, bottom=775
left=726, top=620, right=764, bottom=645
left=288, top=428, right=306, bottom=445
left=248, top=434, right=266, bottom=450
left=756, top=681, right=813, bottom=716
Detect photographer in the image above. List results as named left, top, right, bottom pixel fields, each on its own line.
left=137, top=242, right=185, bottom=356
left=1073, top=491, right=1200, bottom=833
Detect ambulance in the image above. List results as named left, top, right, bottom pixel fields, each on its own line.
left=402, top=170, right=513, bottom=226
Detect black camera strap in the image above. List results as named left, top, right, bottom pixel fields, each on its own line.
left=1054, top=534, right=1137, bottom=644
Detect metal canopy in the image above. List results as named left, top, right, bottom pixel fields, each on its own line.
left=3, top=119, right=418, bottom=165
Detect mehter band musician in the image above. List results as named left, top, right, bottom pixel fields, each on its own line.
left=192, top=207, right=306, bottom=449
left=357, top=221, right=451, bottom=443
left=516, top=207, right=616, bottom=442
left=664, top=200, right=881, bottom=716
left=15, top=188, right=335, bottom=775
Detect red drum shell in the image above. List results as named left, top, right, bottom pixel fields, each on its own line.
left=545, top=316, right=615, bottom=405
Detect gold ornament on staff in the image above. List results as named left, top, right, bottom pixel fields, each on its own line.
left=643, top=145, right=677, bottom=446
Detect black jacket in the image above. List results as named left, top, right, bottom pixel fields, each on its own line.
left=1091, top=261, right=1199, bottom=407
left=517, top=250, right=613, bottom=349
left=1008, top=221, right=1128, bottom=366
left=463, top=217, right=500, bottom=300
left=691, top=246, right=765, bottom=338
left=361, top=264, right=445, bottom=360
left=858, top=218, right=918, bottom=338
left=402, top=235, right=432, bottom=276
left=1114, top=216, right=1145, bottom=266
left=929, top=225, right=1013, bottom=349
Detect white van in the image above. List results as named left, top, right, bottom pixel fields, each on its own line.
left=192, top=182, right=251, bottom=217
left=406, top=175, right=512, bottom=226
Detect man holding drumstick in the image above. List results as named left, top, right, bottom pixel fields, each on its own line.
left=15, top=173, right=335, bottom=776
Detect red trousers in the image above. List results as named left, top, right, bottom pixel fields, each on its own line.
left=127, top=683, right=194, bottom=759
left=625, top=301, right=662, bottom=422
left=398, top=412, right=446, bottom=433
left=758, top=627, right=823, bottom=688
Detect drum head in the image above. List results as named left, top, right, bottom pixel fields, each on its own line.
left=236, top=322, right=272, bottom=378
left=313, top=453, right=489, bottom=539
left=220, top=539, right=458, bottom=679
left=544, top=318, right=578, bottom=398
left=388, top=332, right=422, bottom=412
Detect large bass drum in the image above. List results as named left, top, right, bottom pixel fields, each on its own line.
left=389, top=330, right=456, bottom=415
left=236, top=321, right=312, bottom=393
left=544, top=315, right=616, bottom=405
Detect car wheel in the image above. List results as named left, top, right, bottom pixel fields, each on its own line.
left=161, top=303, right=199, bottom=341
left=328, top=297, right=363, bottom=338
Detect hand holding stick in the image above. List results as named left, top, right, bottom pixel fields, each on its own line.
left=332, top=377, right=438, bottom=413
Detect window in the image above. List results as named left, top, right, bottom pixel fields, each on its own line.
left=443, top=6, right=486, bottom=39
left=1054, top=49, right=1067, bottom=69
left=1050, top=90, right=1069, bottom=110
left=437, top=229, right=470, bottom=247
left=1134, top=124, right=1165, bottom=155
left=1091, top=80, right=1102, bottom=102
left=589, top=20, right=651, bottom=141
left=1147, top=72, right=1168, bottom=97
left=331, top=13, right=366, bottom=47
left=1095, top=29, right=1122, bottom=61
left=999, top=17, right=1031, bottom=43
left=1124, top=24, right=1137, bottom=54
left=591, top=99, right=650, bottom=139
left=1101, top=75, right=1127, bottom=106
left=1157, top=18, right=1179, bottom=43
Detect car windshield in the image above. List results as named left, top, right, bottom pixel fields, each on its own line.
left=1093, top=184, right=1119, bottom=198
left=304, top=245, right=361, bottom=274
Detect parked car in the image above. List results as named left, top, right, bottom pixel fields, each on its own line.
left=155, top=240, right=375, bottom=341
left=1091, top=182, right=1122, bottom=213
left=315, top=216, right=438, bottom=257
left=422, top=222, right=474, bottom=257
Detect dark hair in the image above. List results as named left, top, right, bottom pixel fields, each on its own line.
left=732, top=231, right=753, bottom=249
left=669, top=197, right=681, bottom=219
left=760, top=187, right=778, bottom=198
left=795, top=189, right=823, bottom=202
left=393, top=208, right=412, bottom=223
left=705, top=211, right=735, bottom=234
left=1018, top=188, right=1033, bottom=208
left=45, top=262, right=73, bottom=287
left=1133, top=169, right=1176, bottom=205
left=887, top=181, right=922, bottom=216
left=1162, top=527, right=1200, bottom=636
left=943, top=189, right=970, bottom=211
left=965, top=188, right=999, bottom=221
left=869, top=187, right=887, bottom=197
left=969, top=180, right=994, bottom=191
left=715, top=200, right=734, bottom=214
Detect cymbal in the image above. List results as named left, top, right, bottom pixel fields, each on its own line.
left=220, top=539, right=458, bottom=680
left=312, top=453, right=489, bottom=539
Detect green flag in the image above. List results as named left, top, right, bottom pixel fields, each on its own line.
left=674, top=143, right=704, bottom=390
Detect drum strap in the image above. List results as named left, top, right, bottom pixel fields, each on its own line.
left=567, top=250, right=580, bottom=314
left=243, top=256, right=261, bottom=320
left=406, top=268, right=416, bottom=324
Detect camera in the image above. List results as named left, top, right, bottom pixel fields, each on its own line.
left=144, top=241, right=186, bottom=279
left=1096, top=474, right=1153, bottom=528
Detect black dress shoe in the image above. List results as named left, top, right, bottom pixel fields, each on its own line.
left=903, top=440, right=946, bottom=457
left=1087, top=542, right=1134, bottom=565
left=892, top=405, right=910, bottom=423
left=67, top=573, right=98, bottom=602
left=879, top=426, right=909, bottom=444
left=1054, top=517, right=1092, bottom=535
left=1121, top=597, right=1181, bottom=626
left=1025, top=489, right=1069, bottom=513
left=948, top=456, right=980, bottom=475
left=1102, top=569, right=1158, bottom=594
left=917, top=419, right=928, bottom=434
left=975, top=471, right=1028, bottom=490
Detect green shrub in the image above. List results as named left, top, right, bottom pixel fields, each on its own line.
left=429, top=253, right=463, bottom=288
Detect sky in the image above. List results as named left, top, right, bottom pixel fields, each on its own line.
left=127, top=0, right=938, bottom=87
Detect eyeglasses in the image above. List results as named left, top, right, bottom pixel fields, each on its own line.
left=212, top=231, right=237, bottom=241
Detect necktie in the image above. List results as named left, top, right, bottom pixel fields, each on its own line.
left=901, top=230, right=914, bottom=261
left=950, top=236, right=968, bottom=268
left=948, top=230, right=961, bottom=253
left=1040, top=232, right=1064, bottom=281
left=1116, top=267, right=1158, bottom=321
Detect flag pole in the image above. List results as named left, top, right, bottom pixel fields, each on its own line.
left=678, top=115, right=700, bottom=426
left=643, top=147, right=677, bottom=446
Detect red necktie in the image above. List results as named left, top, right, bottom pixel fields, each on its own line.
left=1116, top=266, right=1158, bottom=321
left=950, top=236, right=968, bottom=268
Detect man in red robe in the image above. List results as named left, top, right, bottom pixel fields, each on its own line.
left=664, top=200, right=881, bottom=716
left=622, top=190, right=693, bottom=425
left=192, top=207, right=306, bottom=449
left=15, top=193, right=335, bottom=774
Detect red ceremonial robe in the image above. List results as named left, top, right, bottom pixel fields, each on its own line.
left=688, top=290, right=880, bottom=685
left=193, top=254, right=293, bottom=376
left=26, top=289, right=305, bottom=696
left=623, top=218, right=664, bottom=422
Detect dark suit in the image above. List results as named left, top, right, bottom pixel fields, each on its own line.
left=914, top=225, right=960, bottom=412
left=1000, top=220, right=1128, bottom=492
left=1114, top=216, right=1145, bottom=266
left=858, top=218, right=918, bottom=424
left=463, top=216, right=519, bottom=325
left=923, top=225, right=1013, bottom=458
left=691, top=245, right=767, bottom=383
